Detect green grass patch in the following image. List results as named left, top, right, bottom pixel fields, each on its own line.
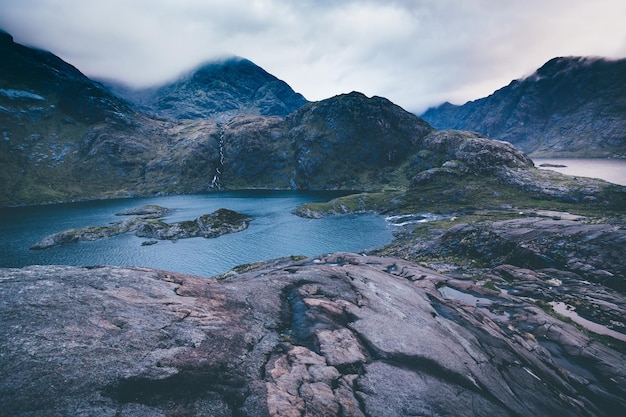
left=295, top=191, right=402, bottom=217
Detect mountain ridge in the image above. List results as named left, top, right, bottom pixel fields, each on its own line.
left=1, top=31, right=624, bottom=208
left=103, top=56, right=308, bottom=121
left=421, top=56, right=626, bottom=157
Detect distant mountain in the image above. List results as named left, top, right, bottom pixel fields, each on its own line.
left=421, top=57, right=626, bottom=157
left=106, top=57, right=308, bottom=121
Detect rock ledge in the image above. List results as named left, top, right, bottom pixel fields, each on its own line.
left=1, top=253, right=624, bottom=416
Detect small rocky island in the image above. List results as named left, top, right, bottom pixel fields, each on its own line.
left=539, top=162, right=568, bottom=168
left=30, top=205, right=251, bottom=249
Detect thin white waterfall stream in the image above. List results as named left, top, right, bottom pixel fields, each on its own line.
left=210, top=125, right=225, bottom=190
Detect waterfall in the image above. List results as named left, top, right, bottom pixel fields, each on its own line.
left=210, top=125, right=225, bottom=190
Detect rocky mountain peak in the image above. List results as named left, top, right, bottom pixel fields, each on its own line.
left=284, top=92, right=435, bottom=189
left=189, top=56, right=275, bottom=85
left=118, top=55, right=308, bottom=121
left=533, top=56, right=601, bottom=79
left=0, top=29, right=13, bottom=43
left=288, top=91, right=432, bottom=135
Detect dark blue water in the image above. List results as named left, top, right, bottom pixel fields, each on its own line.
left=0, top=191, right=394, bottom=277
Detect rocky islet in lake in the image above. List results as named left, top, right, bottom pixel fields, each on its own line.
left=29, top=205, right=252, bottom=249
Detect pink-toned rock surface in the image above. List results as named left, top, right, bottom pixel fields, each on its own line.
left=1, top=253, right=624, bottom=416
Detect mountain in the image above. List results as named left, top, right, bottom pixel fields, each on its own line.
left=107, top=57, right=308, bottom=121
left=286, top=92, right=433, bottom=189
left=421, top=56, right=626, bottom=157
left=137, top=92, right=436, bottom=192
left=0, top=30, right=132, bottom=124
left=0, top=33, right=305, bottom=205
left=1, top=31, right=624, bottom=210
left=0, top=30, right=173, bottom=204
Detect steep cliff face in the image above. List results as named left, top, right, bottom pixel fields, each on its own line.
left=421, top=57, right=626, bottom=157
left=110, top=57, right=308, bottom=121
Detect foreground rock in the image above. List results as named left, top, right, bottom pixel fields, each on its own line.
left=1, top=252, right=624, bottom=416
left=375, top=209, right=626, bottom=352
left=30, top=207, right=251, bottom=249
left=439, top=216, right=626, bottom=290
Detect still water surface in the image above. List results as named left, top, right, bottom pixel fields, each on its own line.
left=0, top=191, right=394, bottom=277
left=533, top=158, right=626, bottom=186
left=3, top=159, right=623, bottom=276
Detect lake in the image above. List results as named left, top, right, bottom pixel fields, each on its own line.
left=0, top=191, right=394, bottom=277
left=533, top=158, right=626, bottom=186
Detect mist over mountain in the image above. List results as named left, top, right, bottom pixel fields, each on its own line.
left=1, top=30, right=624, bottom=208
left=421, top=57, right=626, bottom=157
left=0, top=30, right=133, bottom=124
left=1, top=31, right=438, bottom=205
left=103, top=57, right=308, bottom=121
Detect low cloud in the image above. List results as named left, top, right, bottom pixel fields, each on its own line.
left=1, top=0, right=625, bottom=113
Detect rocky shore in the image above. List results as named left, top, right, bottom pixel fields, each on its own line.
left=1, top=249, right=625, bottom=416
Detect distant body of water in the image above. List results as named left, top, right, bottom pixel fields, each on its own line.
left=0, top=191, right=394, bottom=277
left=533, top=158, right=626, bottom=186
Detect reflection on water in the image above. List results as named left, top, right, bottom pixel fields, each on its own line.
left=550, top=302, right=626, bottom=343
left=437, top=285, right=509, bottom=321
left=533, top=158, right=626, bottom=186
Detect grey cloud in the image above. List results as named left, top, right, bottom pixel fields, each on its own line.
left=1, top=0, right=625, bottom=113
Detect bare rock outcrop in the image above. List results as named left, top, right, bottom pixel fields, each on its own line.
left=436, top=215, right=625, bottom=291
left=1, top=253, right=624, bottom=416
left=30, top=207, right=251, bottom=249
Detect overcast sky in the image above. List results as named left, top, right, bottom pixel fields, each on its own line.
left=1, top=0, right=625, bottom=113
